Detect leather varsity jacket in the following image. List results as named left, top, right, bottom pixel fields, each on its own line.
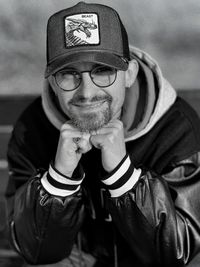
left=5, top=47, right=200, bottom=267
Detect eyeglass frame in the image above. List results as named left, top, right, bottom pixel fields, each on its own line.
left=53, top=65, right=118, bottom=92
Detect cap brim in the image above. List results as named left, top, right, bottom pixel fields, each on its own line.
left=45, top=51, right=128, bottom=78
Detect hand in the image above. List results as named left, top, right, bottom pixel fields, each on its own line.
left=90, top=120, right=126, bottom=172
left=54, top=122, right=92, bottom=177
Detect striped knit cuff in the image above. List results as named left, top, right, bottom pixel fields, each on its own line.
left=41, top=164, right=84, bottom=197
left=101, top=155, right=141, bottom=198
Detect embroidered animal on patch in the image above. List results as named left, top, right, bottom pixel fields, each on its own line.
left=65, top=14, right=99, bottom=47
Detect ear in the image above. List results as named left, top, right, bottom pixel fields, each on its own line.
left=125, top=59, right=139, bottom=88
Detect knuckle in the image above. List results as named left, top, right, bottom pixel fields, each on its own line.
left=61, top=123, right=69, bottom=131
left=60, top=124, right=66, bottom=133
left=60, top=131, right=69, bottom=140
left=117, top=120, right=123, bottom=129
left=61, top=122, right=73, bottom=131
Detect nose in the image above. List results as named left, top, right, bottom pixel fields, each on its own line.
left=77, top=72, right=99, bottom=99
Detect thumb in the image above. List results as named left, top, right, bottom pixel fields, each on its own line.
left=77, top=138, right=92, bottom=154
left=90, top=135, right=104, bottom=149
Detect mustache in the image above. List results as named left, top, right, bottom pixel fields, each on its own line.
left=69, top=95, right=112, bottom=105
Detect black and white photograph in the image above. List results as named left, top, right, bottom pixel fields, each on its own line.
left=0, top=1, right=200, bottom=266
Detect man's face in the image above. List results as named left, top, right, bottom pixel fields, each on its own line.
left=49, top=62, right=127, bottom=132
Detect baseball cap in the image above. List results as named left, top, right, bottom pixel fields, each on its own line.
left=45, top=1, right=130, bottom=78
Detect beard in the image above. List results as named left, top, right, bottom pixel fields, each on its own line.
left=68, top=95, right=112, bottom=132
left=70, top=107, right=112, bottom=132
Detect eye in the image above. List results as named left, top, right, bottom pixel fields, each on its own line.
left=59, top=69, right=80, bottom=77
left=92, top=66, right=116, bottom=76
left=90, top=66, right=117, bottom=87
left=54, top=69, right=82, bottom=91
left=55, top=69, right=81, bottom=82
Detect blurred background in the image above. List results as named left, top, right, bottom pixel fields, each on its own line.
left=0, top=0, right=200, bottom=95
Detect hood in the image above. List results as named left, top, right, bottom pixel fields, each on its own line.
left=42, top=45, right=177, bottom=142
left=123, top=45, right=177, bottom=141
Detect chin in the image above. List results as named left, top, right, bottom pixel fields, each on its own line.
left=70, top=110, right=112, bottom=132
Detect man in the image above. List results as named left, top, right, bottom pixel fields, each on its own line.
left=5, top=2, right=200, bottom=267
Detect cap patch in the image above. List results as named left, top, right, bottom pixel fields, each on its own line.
left=65, top=13, right=99, bottom=47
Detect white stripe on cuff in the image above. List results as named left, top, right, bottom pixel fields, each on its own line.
left=109, top=168, right=142, bottom=198
left=41, top=172, right=80, bottom=197
left=49, top=165, right=84, bottom=185
left=102, top=156, right=131, bottom=186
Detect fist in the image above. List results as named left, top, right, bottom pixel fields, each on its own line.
left=90, top=120, right=126, bottom=172
left=54, top=122, right=92, bottom=177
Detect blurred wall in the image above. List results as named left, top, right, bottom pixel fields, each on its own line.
left=1, top=0, right=200, bottom=95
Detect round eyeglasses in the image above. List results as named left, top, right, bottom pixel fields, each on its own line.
left=54, top=65, right=118, bottom=91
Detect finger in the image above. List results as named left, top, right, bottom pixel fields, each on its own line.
left=60, top=123, right=83, bottom=135
left=89, top=120, right=122, bottom=136
left=61, top=124, right=91, bottom=138
left=76, top=138, right=92, bottom=154
left=102, top=119, right=122, bottom=127
left=61, top=122, right=79, bottom=131
left=73, top=137, right=81, bottom=145
left=90, top=134, right=111, bottom=149
left=95, top=121, right=123, bottom=135
left=94, top=127, right=122, bottom=137
left=61, top=131, right=83, bottom=140
left=81, top=132, right=91, bottom=142
left=95, top=128, right=113, bottom=135
left=60, top=128, right=88, bottom=139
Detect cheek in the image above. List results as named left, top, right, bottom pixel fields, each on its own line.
left=112, top=90, right=125, bottom=109
left=48, top=77, right=74, bottom=115
left=57, top=92, right=73, bottom=115
left=111, top=80, right=126, bottom=110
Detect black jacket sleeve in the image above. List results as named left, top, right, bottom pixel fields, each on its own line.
left=106, top=153, right=200, bottom=267
left=6, top=129, right=85, bottom=265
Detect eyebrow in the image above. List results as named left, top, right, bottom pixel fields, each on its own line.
left=59, top=64, right=105, bottom=72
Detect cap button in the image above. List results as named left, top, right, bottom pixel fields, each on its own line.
left=76, top=1, right=87, bottom=6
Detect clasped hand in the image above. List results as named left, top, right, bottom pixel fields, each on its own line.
left=54, top=119, right=126, bottom=177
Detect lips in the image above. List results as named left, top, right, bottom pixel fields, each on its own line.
left=72, top=100, right=106, bottom=109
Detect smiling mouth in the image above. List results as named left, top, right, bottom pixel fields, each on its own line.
left=73, top=100, right=106, bottom=109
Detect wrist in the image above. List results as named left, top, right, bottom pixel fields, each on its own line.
left=101, top=154, right=142, bottom=198
left=41, top=162, right=85, bottom=197
left=53, top=162, right=74, bottom=177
